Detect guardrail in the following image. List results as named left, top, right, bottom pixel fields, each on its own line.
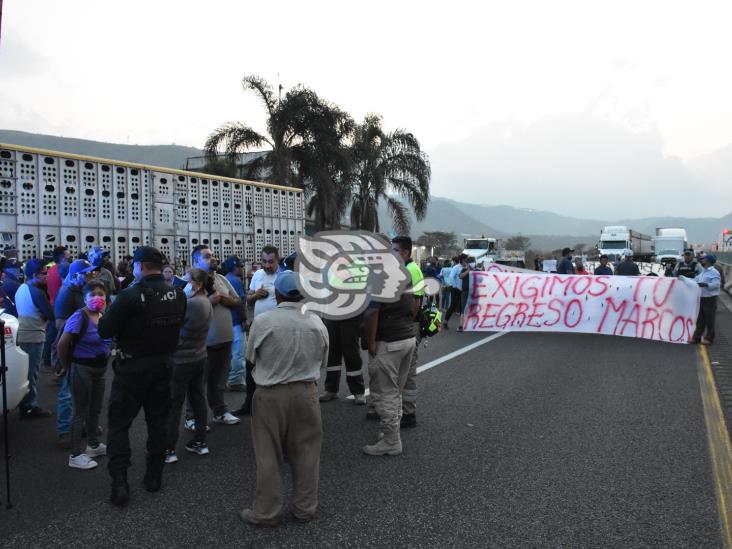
left=717, top=253, right=732, bottom=296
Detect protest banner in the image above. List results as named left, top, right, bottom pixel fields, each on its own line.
left=463, top=272, right=701, bottom=343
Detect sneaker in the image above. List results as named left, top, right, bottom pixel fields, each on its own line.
left=319, top=391, right=339, bottom=402
left=86, top=443, right=107, bottom=457
left=213, top=412, right=240, bottom=425
left=185, top=440, right=210, bottom=455
left=353, top=394, right=366, bottom=406
left=20, top=406, right=52, bottom=419
left=227, top=383, right=246, bottom=392
left=165, top=450, right=178, bottom=464
left=184, top=419, right=211, bottom=432
left=238, top=508, right=282, bottom=528
left=69, top=453, right=98, bottom=470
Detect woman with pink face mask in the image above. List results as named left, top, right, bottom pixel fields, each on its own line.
left=57, top=281, right=112, bottom=470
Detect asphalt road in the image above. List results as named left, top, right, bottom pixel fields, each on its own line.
left=0, top=324, right=722, bottom=548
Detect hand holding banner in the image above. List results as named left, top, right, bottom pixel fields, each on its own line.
left=464, top=272, right=701, bottom=344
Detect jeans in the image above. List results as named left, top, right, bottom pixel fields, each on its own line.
left=227, top=325, right=246, bottom=385
left=69, top=363, right=106, bottom=455
left=19, top=342, right=44, bottom=411
left=168, top=359, right=207, bottom=449
left=57, top=374, right=73, bottom=435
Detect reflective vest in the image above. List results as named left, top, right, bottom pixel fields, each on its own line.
left=677, top=260, right=698, bottom=279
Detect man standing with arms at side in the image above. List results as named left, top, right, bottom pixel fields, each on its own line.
left=239, top=271, right=329, bottom=527
left=98, top=246, right=186, bottom=506
left=223, top=256, right=247, bottom=392
left=16, top=259, right=54, bottom=418
left=556, top=248, right=575, bottom=275
left=391, top=236, right=423, bottom=429
left=593, top=254, right=613, bottom=275
left=691, top=254, right=721, bottom=345
left=233, top=246, right=279, bottom=417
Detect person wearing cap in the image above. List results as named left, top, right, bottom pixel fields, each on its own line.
left=88, top=245, right=116, bottom=297
left=223, top=256, right=247, bottom=391
left=239, top=270, right=329, bottom=527
left=98, top=246, right=186, bottom=506
left=691, top=254, right=721, bottom=345
left=53, top=259, right=99, bottom=445
left=673, top=249, right=703, bottom=279
left=594, top=254, right=614, bottom=276
left=556, top=248, right=575, bottom=275
left=615, top=251, right=640, bottom=276
left=15, top=258, right=55, bottom=419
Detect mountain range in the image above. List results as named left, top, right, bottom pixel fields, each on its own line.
left=2, top=129, right=730, bottom=250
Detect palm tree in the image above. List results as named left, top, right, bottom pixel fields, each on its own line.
left=204, top=75, right=354, bottom=230
left=349, top=115, right=431, bottom=235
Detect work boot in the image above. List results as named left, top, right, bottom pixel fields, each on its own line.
left=363, top=431, right=402, bottom=456
left=110, top=472, right=130, bottom=506
left=144, top=455, right=164, bottom=493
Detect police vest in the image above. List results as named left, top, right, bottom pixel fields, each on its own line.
left=406, top=260, right=425, bottom=297
left=677, top=261, right=698, bottom=279
left=135, top=279, right=186, bottom=355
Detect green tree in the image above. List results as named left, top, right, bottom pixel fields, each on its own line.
left=416, top=231, right=457, bottom=256
left=505, top=235, right=531, bottom=250
left=348, top=115, right=431, bottom=235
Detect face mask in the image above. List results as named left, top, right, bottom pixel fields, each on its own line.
left=86, top=296, right=106, bottom=312
left=183, top=283, right=196, bottom=298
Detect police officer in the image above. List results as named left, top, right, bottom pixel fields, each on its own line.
left=674, top=249, right=703, bottom=279
left=98, top=246, right=186, bottom=506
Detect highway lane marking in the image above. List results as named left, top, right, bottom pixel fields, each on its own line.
left=697, top=345, right=732, bottom=549
left=346, top=332, right=508, bottom=399
left=416, top=332, right=507, bottom=374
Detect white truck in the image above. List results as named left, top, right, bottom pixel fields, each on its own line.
left=653, top=227, right=688, bottom=265
left=462, top=237, right=526, bottom=268
left=597, top=226, right=653, bottom=262
left=0, top=313, right=29, bottom=412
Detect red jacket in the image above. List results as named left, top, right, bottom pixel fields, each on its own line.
left=47, top=263, right=62, bottom=304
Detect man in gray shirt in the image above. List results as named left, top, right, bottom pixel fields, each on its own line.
left=239, top=271, right=329, bottom=527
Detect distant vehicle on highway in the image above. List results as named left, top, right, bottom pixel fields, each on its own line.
left=0, top=312, right=29, bottom=412
left=597, top=226, right=653, bottom=262
left=653, top=228, right=688, bottom=266
left=462, top=237, right=526, bottom=269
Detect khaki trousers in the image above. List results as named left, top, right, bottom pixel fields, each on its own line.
left=250, top=381, right=322, bottom=521
left=402, top=326, right=421, bottom=416
left=368, top=337, right=416, bottom=435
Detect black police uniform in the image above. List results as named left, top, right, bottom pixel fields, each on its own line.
left=676, top=260, right=699, bottom=279
left=97, top=247, right=186, bottom=503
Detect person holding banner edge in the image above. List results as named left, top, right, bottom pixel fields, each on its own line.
left=691, top=254, right=720, bottom=345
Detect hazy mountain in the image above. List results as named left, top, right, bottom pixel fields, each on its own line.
left=0, top=129, right=203, bottom=169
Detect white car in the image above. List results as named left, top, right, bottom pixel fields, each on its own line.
left=0, top=312, right=29, bottom=412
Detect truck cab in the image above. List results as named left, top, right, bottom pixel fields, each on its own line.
left=462, top=238, right=497, bottom=267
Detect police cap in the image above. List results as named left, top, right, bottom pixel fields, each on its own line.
left=133, top=246, right=164, bottom=265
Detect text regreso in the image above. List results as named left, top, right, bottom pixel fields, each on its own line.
left=463, top=272, right=701, bottom=343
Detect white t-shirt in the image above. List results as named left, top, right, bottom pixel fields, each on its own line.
left=249, top=269, right=278, bottom=317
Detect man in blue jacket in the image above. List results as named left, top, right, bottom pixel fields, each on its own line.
left=15, top=259, right=55, bottom=418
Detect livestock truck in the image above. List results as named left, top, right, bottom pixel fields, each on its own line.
left=653, top=227, right=688, bottom=266
left=0, top=143, right=306, bottom=269
left=597, top=226, right=653, bottom=262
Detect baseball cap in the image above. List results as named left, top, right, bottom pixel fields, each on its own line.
left=223, top=255, right=244, bottom=272
left=133, top=246, right=165, bottom=265
left=88, top=245, right=110, bottom=267
left=274, top=270, right=301, bottom=298
left=24, top=258, right=46, bottom=278
left=683, top=248, right=694, bottom=254
left=703, top=254, right=717, bottom=265
left=562, top=247, right=574, bottom=256
left=66, top=259, right=97, bottom=281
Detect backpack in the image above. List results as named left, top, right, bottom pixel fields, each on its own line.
left=50, top=309, right=90, bottom=376
left=419, top=302, right=442, bottom=338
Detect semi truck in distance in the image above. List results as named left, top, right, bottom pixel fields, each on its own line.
left=597, top=226, right=653, bottom=262
left=462, top=237, right=525, bottom=268
left=653, top=227, right=688, bottom=265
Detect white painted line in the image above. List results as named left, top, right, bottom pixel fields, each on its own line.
left=416, top=332, right=507, bottom=374
left=344, top=332, right=508, bottom=399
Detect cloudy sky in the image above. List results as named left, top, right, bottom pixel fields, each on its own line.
left=1, top=0, right=731, bottom=218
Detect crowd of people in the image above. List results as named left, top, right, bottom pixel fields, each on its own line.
left=0, top=236, right=428, bottom=527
